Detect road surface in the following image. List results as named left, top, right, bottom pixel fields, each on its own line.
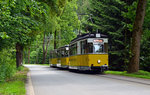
left=25, top=65, right=150, bottom=95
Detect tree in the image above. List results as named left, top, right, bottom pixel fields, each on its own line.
left=87, top=0, right=130, bottom=70
left=42, top=33, right=51, bottom=64
left=128, top=0, right=147, bottom=73
left=77, top=0, right=90, bottom=33
left=38, top=0, right=69, bottom=49
left=26, top=0, right=79, bottom=64
left=140, top=1, right=150, bottom=71
left=0, top=0, right=49, bottom=68
left=59, top=0, right=80, bottom=46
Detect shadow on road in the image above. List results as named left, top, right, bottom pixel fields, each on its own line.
left=50, top=66, right=105, bottom=75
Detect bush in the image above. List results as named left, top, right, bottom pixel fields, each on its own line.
left=140, top=56, right=150, bottom=72
left=0, top=49, right=16, bottom=82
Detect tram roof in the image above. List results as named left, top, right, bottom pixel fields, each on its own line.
left=58, top=45, right=69, bottom=49
left=71, top=33, right=107, bottom=43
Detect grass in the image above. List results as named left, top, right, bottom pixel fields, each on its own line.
left=105, top=70, right=150, bottom=79
left=36, top=64, right=50, bottom=66
left=0, top=67, right=29, bottom=95
left=24, top=63, right=50, bottom=66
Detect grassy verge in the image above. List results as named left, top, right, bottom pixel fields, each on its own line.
left=105, top=70, right=150, bottom=79
left=37, top=64, right=50, bottom=66
left=24, top=63, right=50, bottom=66
left=0, top=67, right=29, bottom=95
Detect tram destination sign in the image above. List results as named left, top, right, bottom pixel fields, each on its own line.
left=93, top=39, right=103, bottom=43
left=87, top=38, right=108, bottom=43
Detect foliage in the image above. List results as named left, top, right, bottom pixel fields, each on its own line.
left=77, top=0, right=90, bottom=33
left=0, top=0, right=48, bottom=45
left=0, top=32, right=9, bottom=39
left=0, top=0, right=150, bottom=77
left=0, top=0, right=51, bottom=81
left=122, top=0, right=150, bottom=72
left=139, top=1, right=150, bottom=72
left=59, top=0, right=80, bottom=46
left=105, top=70, right=150, bottom=79
left=87, top=0, right=129, bottom=71
left=140, top=34, right=150, bottom=71
left=27, top=0, right=80, bottom=64
left=86, top=0, right=150, bottom=72
left=24, top=34, right=53, bottom=64
left=0, top=0, right=51, bottom=68
left=0, top=67, right=29, bottom=95
left=0, top=49, right=16, bottom=82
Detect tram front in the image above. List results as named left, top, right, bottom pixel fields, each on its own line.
left=69, top=33, right=108, bottom=72
left=79, top=34, right=109, bottom=72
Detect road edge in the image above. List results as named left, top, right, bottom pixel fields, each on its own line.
left=26, top=71, right=35, bottom=95
left=102, top=74, right=150, bottom=85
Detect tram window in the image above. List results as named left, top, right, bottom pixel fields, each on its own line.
left=64, top=49, right=69, bottom=57
left=61, top=48, right=69, bottom=57
left=73, top=44, right=77, bottom=55
left=52, top=52, right=54, bottom=58
left=50, top=52, right=52, bottom=58
left=93, top=44, right=104, bottom=53
left=69, top=47, right=71, bottom=55
left=57, top=50, right=61, bottom=58
left=81, top=40, right=93, bottom=54
left=53, top=53, right=55, bottom=58
left=81, top=41, right=83, bottom=54
left=53, top=52, right=56, bottom=58
left=57, top=51, right=59, bottom=58
left=81, top=40, right=86, bottom=54
left=88, top=43, right=93, bottom=53
left=104, top=43, right=108, bottom=53
left=61, top=50, right=65, bottom=57
left=70, top=44, right=77, bottom=56
left=81, top=40, right=107, bottom=54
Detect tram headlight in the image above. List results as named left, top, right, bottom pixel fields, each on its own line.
left=97, top=60, right=101, bottom=64
left=66, top=47, right=69, bottom=50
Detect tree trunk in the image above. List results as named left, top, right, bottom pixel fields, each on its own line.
left=36, top=40, right=39, bottom=64
left=42, top=33, right=46, bottom=64
left=28, top=47, right=30, bottom=64
left=128, top=0, right=147, bottom=73
left=36, top=52, right=39, bottom=64
left=121, top=0, right=136, bottom=5
left=42, top=33, right=50, bottom=64
left=16, top=43, right=23, bottom=68
left=54, top=30, right=57, bottom=49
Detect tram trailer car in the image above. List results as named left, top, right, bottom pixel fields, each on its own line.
left=69, top=33, right=108, bottom=72
left=49, top=33, right=108, bottom=72
left=56, top=45, right=69, bottom=68
left=49, top=49, right=58, bottom=67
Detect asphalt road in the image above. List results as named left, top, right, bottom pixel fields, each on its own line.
left=25, top=65, right=150, bottom=95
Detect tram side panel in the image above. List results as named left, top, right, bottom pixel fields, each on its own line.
left=69, top=55, right=79, bottom=69
left=77, top=55, right=89, bottom=70
left=88, top=54, right=108, bottom=70
left=69, top=54, right=108, bottom=71
left=74, top=54, right=108, bottom=71
left=50, top=58, right=57, bottom=67
left=60, top=57, right=69, bottom=68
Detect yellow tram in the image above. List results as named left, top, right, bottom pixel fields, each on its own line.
left=49, top=49, right=57, bottom=67
left=49, top=33, right=108, bottom=72
left=56, top=45, right=69, bottom=68
left=69, top=33, right=108, bottom=72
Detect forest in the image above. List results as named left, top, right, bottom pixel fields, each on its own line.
left=0, top=0, right=149, bottom=81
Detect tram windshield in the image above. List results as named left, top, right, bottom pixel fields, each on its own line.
left=93, top=44, right=103, bottom=53
left=80, top=40, right=108, bottom=54
left=59, top=47, right=69, bottom=57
